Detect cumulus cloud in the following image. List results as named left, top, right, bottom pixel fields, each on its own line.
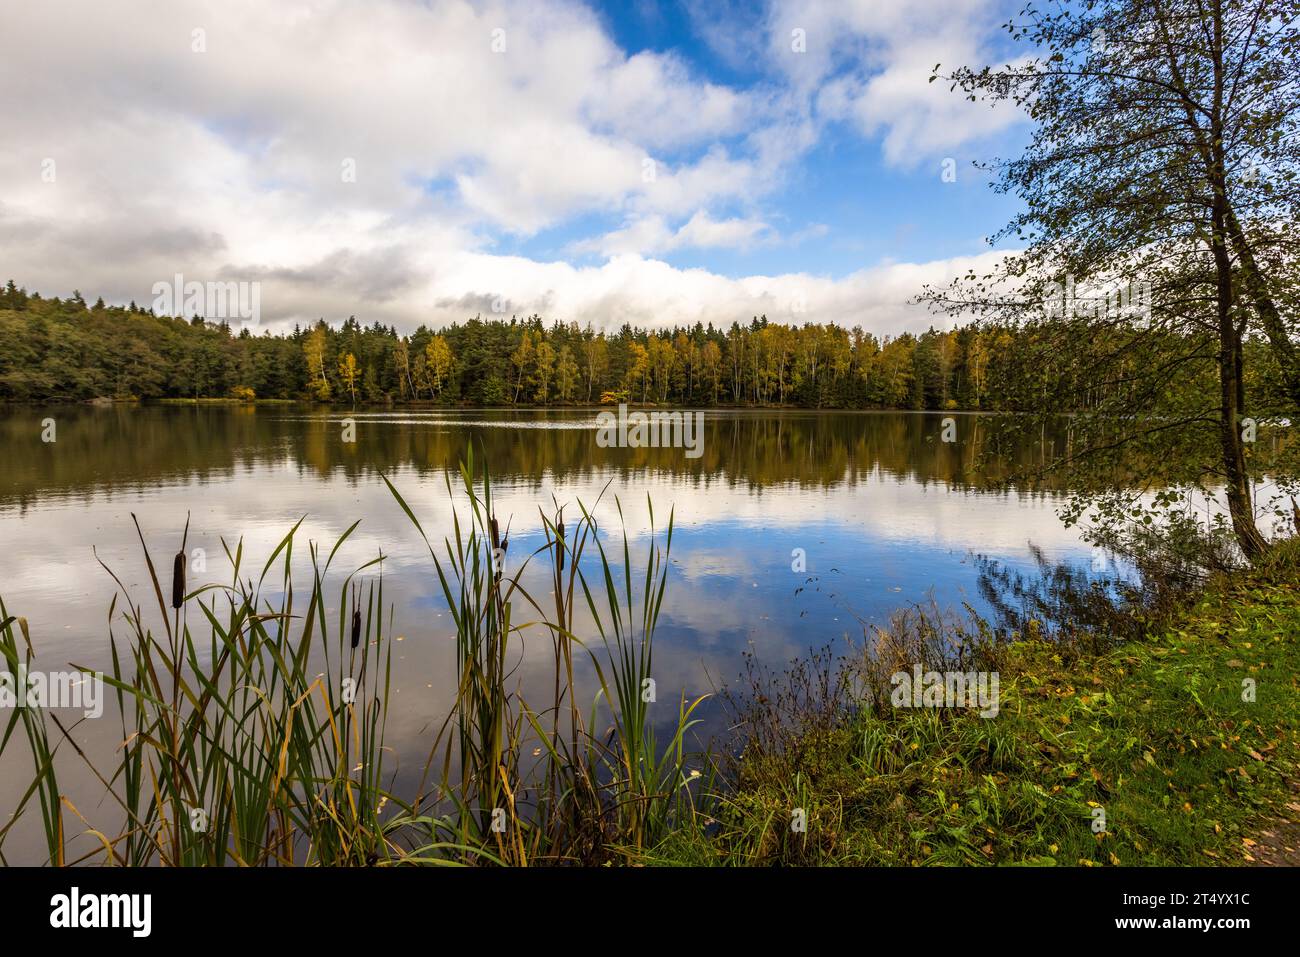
left=766, top=0, right=1024, bottom=165
left=0, top=0, right=1021, bottom=335
left=572, top=210, right=773, bottom=257
left=338, top=248, right=1009, bottom=334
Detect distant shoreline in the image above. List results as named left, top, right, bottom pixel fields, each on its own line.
left=3, top=396, right=986, bottom=413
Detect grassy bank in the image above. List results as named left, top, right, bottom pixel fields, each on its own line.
left=647, top=545, right=1300, bottom=866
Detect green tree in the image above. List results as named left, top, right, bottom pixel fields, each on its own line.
left=927, top=0, right=1300, bottom=561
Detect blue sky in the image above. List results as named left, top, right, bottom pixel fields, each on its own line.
left=503, top=0, right=1028, bottom=278
left=503, top=119, right=1023, bottom=278
left=0, top=0, right=1032, bottom=333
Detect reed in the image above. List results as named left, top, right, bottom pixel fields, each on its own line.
left=1, top=512, right=396, bottom=866
left=0, top=449, right=709, bottom=866
left=381, top=445, right=710, bottom=864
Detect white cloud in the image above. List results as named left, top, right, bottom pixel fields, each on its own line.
left=585, top=49, right=752, bottom=149
left=766, top=0, right=1024, bottom=165
left=0, top=0, right=783, bottom=233
left=675, top=210, right=771, bottom=250
left=415, top=248, right=1011, bottom=334
left=0, top=0, right=1020, bottom=334
left=573, top=210, right=773, bottom=257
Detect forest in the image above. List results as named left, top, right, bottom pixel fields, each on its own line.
left=1, top=280, right=1284, bottom=412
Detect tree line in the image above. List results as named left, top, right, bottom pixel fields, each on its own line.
left=1, top=280, right=1283, bottom=412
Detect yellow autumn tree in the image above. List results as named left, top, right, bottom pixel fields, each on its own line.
left=555, top=345, right=578, bottom=402
left=625, top=342, right=650, bottom=403
left=304, top=325, right=331, bottom=400
left=425, top=335, right=454, bottom=397
left=338, top=352, right=360, bottom=406
left=533, top=338, right=555, bottom=403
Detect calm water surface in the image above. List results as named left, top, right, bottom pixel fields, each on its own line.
left=0, top=406, right=1091, bottom=861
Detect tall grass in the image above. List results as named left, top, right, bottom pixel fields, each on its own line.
left=0, top=449, right=708, bottom=866
left=382, top=445, right=709, bottom=864
left=2, top=513, right=395, bottom=866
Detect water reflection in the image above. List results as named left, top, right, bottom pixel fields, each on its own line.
left=0, top=406, right=1094, bottom=862
left=0, top=406, right=1079, bottom=509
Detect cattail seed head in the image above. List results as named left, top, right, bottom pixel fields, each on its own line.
left=490, top=518, right=500, bottom=551
left=351, top=608, right=362, bottom=649
left=171, top=551, right=186, bottom=609
left=496, top=535, right=509, bottom=582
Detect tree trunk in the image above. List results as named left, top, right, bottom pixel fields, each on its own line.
left=1212, top=165, right=1267, bottom=560
left=1205, top=3, right=1267, bottom=562
left=1223, top=206, right=1300, bottom=412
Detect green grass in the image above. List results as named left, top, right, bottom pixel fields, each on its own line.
left=644, top=549, right=1300, bottom=866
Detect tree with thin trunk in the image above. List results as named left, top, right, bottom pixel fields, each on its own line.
left=338, top=351, right=359, bottom=407
left=923, top=0, right=1299, bottom=564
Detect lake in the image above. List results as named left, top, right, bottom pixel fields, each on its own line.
left=0, top=405, right=1094, bottom=862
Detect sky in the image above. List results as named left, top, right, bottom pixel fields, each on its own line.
left=0, top=0, right=1030, bottom=335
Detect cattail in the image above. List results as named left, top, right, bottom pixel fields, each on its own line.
left=171, top=551, right=186, bottom=609
left=489, top=517, right=500, bottom=551
left=1292, top=497, right=1300, bottom=536
left=351, top=608, right=362, bottom=649
left=556, top=519, right=565, bottom=573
